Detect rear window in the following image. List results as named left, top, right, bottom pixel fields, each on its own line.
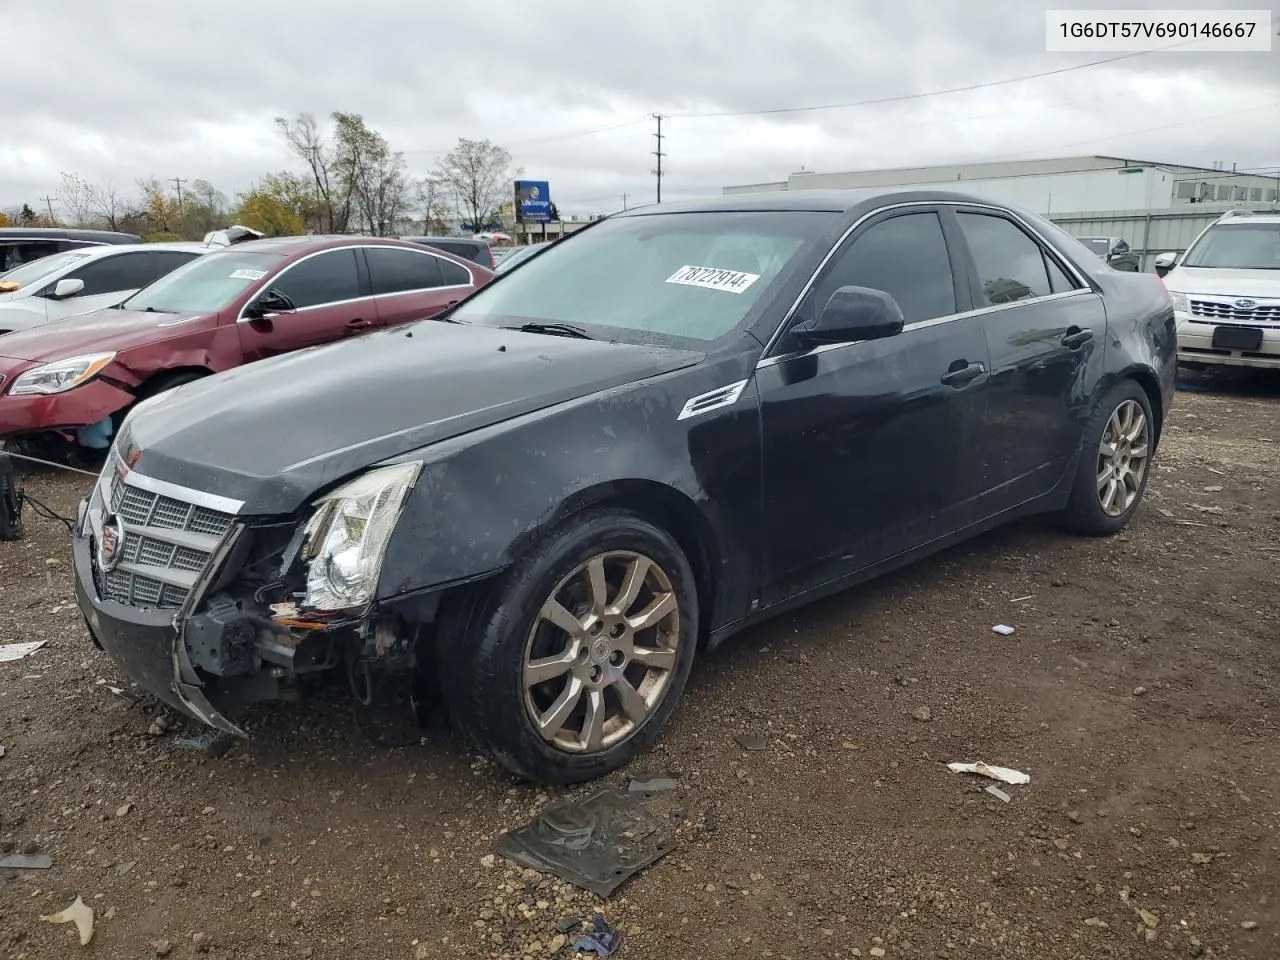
left=1078, top=238, right=1111, bottom=256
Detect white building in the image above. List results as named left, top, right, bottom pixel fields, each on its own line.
left=723, top=155, right=1280, bottom=216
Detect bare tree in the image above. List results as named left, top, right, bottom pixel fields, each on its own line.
left=432, top=139, right=516, bottom=236
left=91, top=179, right=125, bottom=232
left=332, top=112, right=409, bottom=236
left=58, top=173, right=95, bottom=227
left=275, top=113, right=352, bottom=233
left=416, top=177, right=452, bottom=234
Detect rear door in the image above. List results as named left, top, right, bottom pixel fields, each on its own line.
left=237, top=247, right=370, bottom=362
left=44, top=250, right=163, bottom=319
left=363, top=245, right=475, bottom=327
left=949, top=207, right=1108, bottom=512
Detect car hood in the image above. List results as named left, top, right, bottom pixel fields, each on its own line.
left=1165, top=267, right=1280, bottom=298
left=0, top=307, right=211, bottom=362
left=0, top=299, right=47, bottom=331
left=124, top=321, right=704, bottom=515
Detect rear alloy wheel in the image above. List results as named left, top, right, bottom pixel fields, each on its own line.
left=438, top=508, right=698, bottom=784
left=1057, top=379, right=1156, bottom=535
left=1096, top=399, right=1151, bottom=518
left=523, top=551, right=681, bottom=754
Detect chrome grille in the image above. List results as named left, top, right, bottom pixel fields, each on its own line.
left=1190, top=299, right=1280, bottom=325
left=94, top=465, right=236, bottom=610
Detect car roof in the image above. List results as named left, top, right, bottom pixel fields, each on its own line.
left=611, top=188, right=1035, bottom=217
left=400, top=235, right=489, bottom=245
left=1211, top=214, right=1280, bottom=225
left=229, top=235, right=466, bottom=255
left=63, top=241, right=214, bottom=258
left=0, top=227, right=141, bottom=243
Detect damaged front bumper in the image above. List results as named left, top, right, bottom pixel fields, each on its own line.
left=73, top=503, right=246, bottom=734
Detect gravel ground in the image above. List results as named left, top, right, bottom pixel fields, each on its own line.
left=2, top=372, right=1279, bottom=960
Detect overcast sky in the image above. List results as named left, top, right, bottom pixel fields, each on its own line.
left=3, top=0, right=1277, bottom=218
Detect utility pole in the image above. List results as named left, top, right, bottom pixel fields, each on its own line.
left=39, top=196, right=56, bottom=223
left=622, top=193, right=629, bottom=211
left=169, top=176, right=187, bottom=211
left=650, top=113, right=666, bottom=204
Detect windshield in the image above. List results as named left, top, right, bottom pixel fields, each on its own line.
left=122, top=250, right=285, bottom=313
left=0, top=251, right=92, bottom=289
left=1182, top=223, right=1280, bottom=270
left=494, top=245, right=544, bottom=273
left=450, top=211, right=827, bottom=344
left=1078, top=238, right=1110, bottom=256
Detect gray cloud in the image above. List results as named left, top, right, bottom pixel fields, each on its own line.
left=3, top=0, right=1276, bottom=217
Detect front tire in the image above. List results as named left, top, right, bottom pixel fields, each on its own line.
left=1057, top=379, right=1155, bottom=535
left=438, top=508, right=699, bottom=784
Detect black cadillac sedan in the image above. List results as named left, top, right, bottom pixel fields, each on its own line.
left=73, top=190, right=1176, bottom=784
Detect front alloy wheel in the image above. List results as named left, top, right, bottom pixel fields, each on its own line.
left=1097, top=398, right=1150, bottom=517
left=524, top=551, right=681, bottom=753
left=437, top=507, right=699, bottom=785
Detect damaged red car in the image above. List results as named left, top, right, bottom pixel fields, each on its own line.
left=0, top=236, right=491, bottom=458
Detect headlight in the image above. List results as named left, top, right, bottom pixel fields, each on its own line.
left=8, top=353, right=116, bottom=396
left=1168, top=292, right=1189, bottom=314
left=299, top=462, right=421, bottom=611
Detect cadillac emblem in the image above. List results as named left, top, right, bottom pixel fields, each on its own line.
left=97, top=514, right=126, bottom=573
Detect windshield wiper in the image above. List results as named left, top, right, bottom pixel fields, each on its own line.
left=506, top=322, right=594, bottom=340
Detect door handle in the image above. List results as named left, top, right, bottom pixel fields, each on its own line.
left=1062, top=327, right=1093, bottom=349
left=346, top=318, right=371, bottom=330
left=940, top=361, right=985, bottom=387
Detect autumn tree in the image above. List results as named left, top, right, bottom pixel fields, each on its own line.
left=136, top=177, right=179, bottom=234
left=332, top=112, right=409, bottom=235
left=233, top=172, right=312, bottom=236
left=432, top=138, right=516, bottom=235
left=0, top=211, right=9, bottom=227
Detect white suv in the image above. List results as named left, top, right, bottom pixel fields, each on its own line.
left=1160, top=210, right=1280, bottom=370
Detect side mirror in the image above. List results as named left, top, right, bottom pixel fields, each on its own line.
left=50, top=278, right=85, bottom=299
left=1153, top=252, right=1178, bottom=269
left=796, top=285, right=905, bottom=346
left=245, top=289, right=295, bottom=319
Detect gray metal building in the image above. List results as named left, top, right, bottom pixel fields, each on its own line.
left=723, top=155, right=1280, bottom=270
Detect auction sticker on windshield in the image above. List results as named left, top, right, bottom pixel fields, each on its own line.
left=230, top=269, right=267, bottom=281
left=665, top=264, right=761, bottom=294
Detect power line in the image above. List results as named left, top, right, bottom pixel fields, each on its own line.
left=667, top=20, right=1280, bottom=120
left=169, top=176, right=187, bottom=208
left=39, top=196, right=55, bottom=222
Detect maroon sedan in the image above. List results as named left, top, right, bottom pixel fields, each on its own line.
left=0, top=236, right=491, bottom=457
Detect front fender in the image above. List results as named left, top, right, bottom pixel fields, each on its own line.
left=375, top=357, right=762, bottom=631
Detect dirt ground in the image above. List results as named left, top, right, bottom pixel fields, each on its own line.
left=2, top=369, right=1278, bottom=960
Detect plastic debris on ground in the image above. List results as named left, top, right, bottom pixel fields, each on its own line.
left=992, top=624, right=1015, bottom=636
left=0, top=853, right=52, bottom=869
left=493, top=785, right=681, bottom=896
left=173, top=731, right=236, bottom=757
left=628, top=774, right=677, bottom=792
left=947, top=761, right=1031, bottom=785
left=574, top=914, right=623, bottom=957
left=0, top=640, right=47, bottom=662
left=40, top=895, right=95, bottom=945
left=985, top=785, right=1012, bottom=803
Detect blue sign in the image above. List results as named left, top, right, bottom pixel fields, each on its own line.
left=515, top=180, right=553, bottom=223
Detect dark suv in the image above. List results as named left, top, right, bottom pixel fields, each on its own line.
left=400, top=236, right=495, bottom=270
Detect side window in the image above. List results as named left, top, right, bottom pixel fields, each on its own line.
left=365, top=247, right=444, bottom=294
left=956, top=213, right=1052, bottom=305
left=62, top=252, right=157, bottom=296
left=1044, top=255, right=1079, bottom=294
left=269, top=249, right=362, bottom=309
left=152, top=251, right=200, bottom=278
left=438, top=257, right=472, bottom=287
left=810, top=212, right=957, bottom=325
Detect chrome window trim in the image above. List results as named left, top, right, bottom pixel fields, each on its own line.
left=756, top=290, right=1092, bottom=370
left=235, top=244, right=475, bottom=323
left=756, top=200, right=1094, bottom=364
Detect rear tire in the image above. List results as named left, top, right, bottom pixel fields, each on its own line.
left=437, top=508, right=699, bottom=785
left=1057, top=379, right=1155, bottom=536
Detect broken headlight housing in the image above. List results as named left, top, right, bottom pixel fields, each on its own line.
left=299, top=462, right=421, bottom=611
